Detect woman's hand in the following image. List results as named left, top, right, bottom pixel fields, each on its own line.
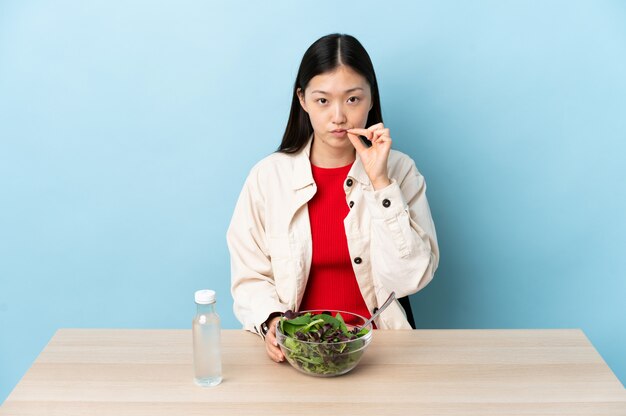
left=264, top=316, right=285, bottom=363
left=347, top=123, right=392, bottom=190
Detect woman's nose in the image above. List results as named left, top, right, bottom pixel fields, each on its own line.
left=332, top=103, right=347, bottom=124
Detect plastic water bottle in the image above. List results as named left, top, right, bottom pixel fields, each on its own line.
left=192, top=289, right=222, bottom=386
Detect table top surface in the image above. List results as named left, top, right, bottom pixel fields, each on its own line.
left=1, top=328, right=625, bottom=415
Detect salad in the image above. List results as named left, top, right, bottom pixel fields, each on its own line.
left=278, top=310, right=371, bottom=376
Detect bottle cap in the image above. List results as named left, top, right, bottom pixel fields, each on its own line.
left=194, top=289, right=216, bottom=305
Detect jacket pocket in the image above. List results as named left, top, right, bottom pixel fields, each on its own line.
left=267, top=235, right=296, bottom=305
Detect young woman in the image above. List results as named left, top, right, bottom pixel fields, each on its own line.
left=227, top=33, right=439, bottom=362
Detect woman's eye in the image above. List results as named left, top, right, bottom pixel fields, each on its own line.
left=317, top=98, right=327, bottom=104
left=348, top=96, right=360, bottom=103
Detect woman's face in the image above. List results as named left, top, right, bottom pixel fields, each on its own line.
left=297, top=65, right=373, bottom=153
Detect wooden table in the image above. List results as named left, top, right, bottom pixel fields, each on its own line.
left=1, top=329, right=625, bottom=415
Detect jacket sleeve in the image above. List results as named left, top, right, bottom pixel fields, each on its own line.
left=363, top=159, right=439, bottom=299
left=226, top=170, right=288, bottom=336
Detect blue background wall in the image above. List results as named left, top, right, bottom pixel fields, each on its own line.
left=1, top=0, right=625, bottom=403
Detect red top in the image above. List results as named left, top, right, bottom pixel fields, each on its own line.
left=299, top=162, right=372, bottom=326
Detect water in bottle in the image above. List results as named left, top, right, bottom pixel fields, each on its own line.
left=193, top=289, right=222, bottom=386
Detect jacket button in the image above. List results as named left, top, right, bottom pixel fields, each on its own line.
left=382, top=198, right=391, bottom=208
left=349, top=201, right=354, bottom=208
left=346, top=178, right=353, bottom=187
left=353, top=257, right=362, bottom=264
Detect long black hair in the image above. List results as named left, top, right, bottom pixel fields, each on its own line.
left=278, top=33, right=383, bottom=153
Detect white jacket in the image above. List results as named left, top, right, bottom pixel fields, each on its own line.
left=227, top=137, right=439, bottom=335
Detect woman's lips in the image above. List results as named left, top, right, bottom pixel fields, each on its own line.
left=330, top=129, right=348, bottom=137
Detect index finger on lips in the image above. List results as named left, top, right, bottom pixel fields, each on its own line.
left=347, top=128, right=373, bottom=140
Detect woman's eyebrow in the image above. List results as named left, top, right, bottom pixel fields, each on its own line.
left=311, top=87, right=365, bottom=94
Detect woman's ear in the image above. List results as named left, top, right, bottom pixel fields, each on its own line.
left=297, top=88, right=308, bottom=113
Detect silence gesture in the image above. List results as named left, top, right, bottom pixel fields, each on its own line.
left=347, top=123, right=392, bottom=190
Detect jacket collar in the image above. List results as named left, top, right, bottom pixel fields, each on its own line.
left=291, top=135, right=371, bottom=190
left=349, top=154, right=371, bottom=187
left=291, top=136, right=315, bottom=190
